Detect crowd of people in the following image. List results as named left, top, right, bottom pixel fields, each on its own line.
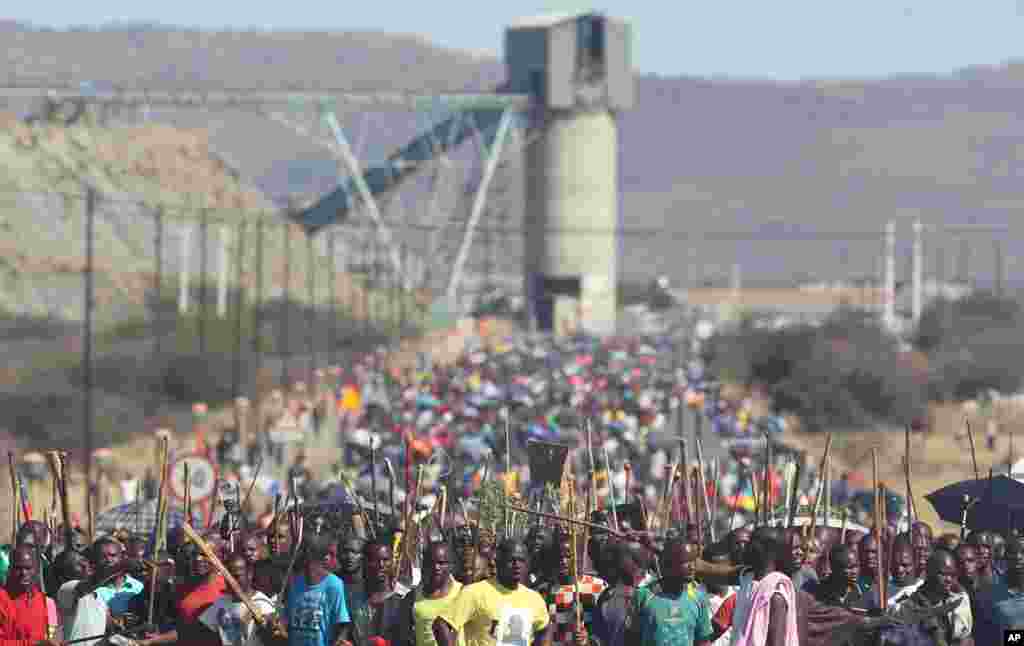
left=0, top=328, right=1012, bottom=646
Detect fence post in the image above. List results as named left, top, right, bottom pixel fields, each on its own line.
left=400, top=242, right=408, bottom=336
left=233, top=220, right=247, bottom=399
left=199, top=209, right=209, bottom=356
left=327, top=231, right=337, bottom=367
left=362, top=230, right=371, bottom=336
left=281, top=221, right=291, bottom=388
left=83, top=186, right=96, bottom=533
left=306, top=233, right=316, bottom=380
left=149, top=206, right=164, bottom=417
left=252, top=219, right=264, bottom=361
left=217, top=223, right=231, bottom=319
left=179, top=221, right=191, bottom=315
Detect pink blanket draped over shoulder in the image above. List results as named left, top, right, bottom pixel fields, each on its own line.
left=732, top=572, right=800, bottom=646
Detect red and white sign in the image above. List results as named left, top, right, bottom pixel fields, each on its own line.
left=170, top=454, right=218, bottom=503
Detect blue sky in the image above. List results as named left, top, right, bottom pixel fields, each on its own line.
left=10, top=0, right=1024, bottom=79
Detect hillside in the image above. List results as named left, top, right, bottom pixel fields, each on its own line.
left=6, top=24, right=1024, bottom=288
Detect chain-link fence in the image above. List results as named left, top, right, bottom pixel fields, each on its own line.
left=0, top=185, right=433, bottom=466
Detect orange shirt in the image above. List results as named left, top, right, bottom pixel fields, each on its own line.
left=176, top=576, right=228, bottom=646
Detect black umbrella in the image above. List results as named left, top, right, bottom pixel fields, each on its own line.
left=926, top=475, right=1024, bottom=531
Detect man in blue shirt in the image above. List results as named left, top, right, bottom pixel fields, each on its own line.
left=974, top=534, right=1024, bottom=646
left=284, top=534, right=353, bottom=646
left=90, top=536, right=144, bottom=618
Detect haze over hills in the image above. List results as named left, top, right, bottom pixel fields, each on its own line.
left=4, top=21, right=1024, bottom=288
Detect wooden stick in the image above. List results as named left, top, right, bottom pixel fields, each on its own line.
left=184, top=462, right=192, bottom=528
left=809, top=434, right=833, bottom=535
left=904, top=426, right=917, bottom=527
left=965, top=418, right=980, bottom=480
left=567, top=463, right=583, bottom=628
left=694, top=434, right=713, bottom=542
left=603, top=445, right=619, bottom=532
left=241, top=454, right=264, bottom=514
left=763, top=433, right=773, bottom=526
left=181, top=522, right=268, bottom=625
left=46, top=452, right=73, bottom=551
left=872, top=448, right=886, bottom=609
left=679, top=434, right=693, bottom=529
left=623, top=462, right=632, bottom=507
left=502, top=504, right=629, bottom=539
left=786, top=457, right=803, bottom=529
left=878, top=482, right=888, bottom=609
left=8, top=452, right=18, bottom=543
left=585, top=418, right=597, bottom=518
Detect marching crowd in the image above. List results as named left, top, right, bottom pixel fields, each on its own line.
left=0, top=329, right=1017, bottom=646
left=1, top=497, right=1019, bottom=646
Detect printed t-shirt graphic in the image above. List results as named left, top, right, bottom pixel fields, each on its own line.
left=440, top=579, right=549, bottom=646
left=199, top=590, right=276, bottom=646
left=285, top=573, right=351, bottom=646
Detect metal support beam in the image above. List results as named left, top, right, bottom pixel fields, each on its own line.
left=0, top=86, right=531, bottom=110
left=322, top=110, right=407, bottom=288
left=446, top=107, right=515, bottom=310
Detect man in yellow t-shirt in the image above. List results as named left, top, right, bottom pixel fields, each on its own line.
left=433, top=540, right=552, bottom=646
left=410, top=541, right=464, bottom=646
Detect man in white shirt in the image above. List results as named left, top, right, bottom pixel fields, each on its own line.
left=199, top=552, right=276, bottom=646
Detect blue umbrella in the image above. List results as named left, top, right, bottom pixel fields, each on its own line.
left=926, top=475, right=1024, bottom=531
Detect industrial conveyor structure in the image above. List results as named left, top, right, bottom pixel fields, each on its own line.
left=290, top=91, right=530, bottom=306
left=296, top=11, right=634, bottom=335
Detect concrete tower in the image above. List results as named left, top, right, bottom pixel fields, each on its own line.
left=506, top=12, right=634, bottom=337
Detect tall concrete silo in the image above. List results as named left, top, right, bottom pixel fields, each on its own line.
left=506, top=12, right=634, bottom=337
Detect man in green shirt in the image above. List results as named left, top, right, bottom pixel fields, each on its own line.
left=627, top=537, right=713, bottom=646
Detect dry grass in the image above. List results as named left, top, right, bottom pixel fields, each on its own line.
left=2, top=316, right=515, bottom=537
left=773, top=402, right=1024, bottom=533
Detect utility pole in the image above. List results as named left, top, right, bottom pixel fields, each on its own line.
left=884, top=221, right=896, bottom=332
left=912, top=220, right=923, bottom=328
left=995, top=239, right=1004, bottom=296
left=957, top=237, right=970, bottom=286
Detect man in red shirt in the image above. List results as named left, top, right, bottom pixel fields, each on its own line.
left=0, top=545, right=58, bottom=646
left=137, top=541, right=226, bottom=646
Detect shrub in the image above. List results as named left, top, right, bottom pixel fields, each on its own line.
left=707, top=308, right=926, bottom=432
left=915, top=291, right=1024, bottom=401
